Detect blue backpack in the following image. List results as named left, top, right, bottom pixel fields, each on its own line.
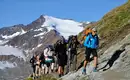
left=83, top=33, right=99, bottom=49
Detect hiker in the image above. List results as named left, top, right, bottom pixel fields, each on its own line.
left=35, top=55, right=41, bottom=77
left=82, top=28, right=99, bottom=74
left=55, top=38, right=67, bottom=77
left=66, top=35, right=80, bottom=73
left=44, top=45, right=55, bottom=74
left=54, top=40, right=60, bottom=72
left=30, top=54, right=37, bottom=77
left=39, top=52, right=45, bottom=74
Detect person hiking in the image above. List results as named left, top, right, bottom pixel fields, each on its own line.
left=82, top=28, right=99, bottom=74
left=54, top=40, right=61, bottom=72
left=55, top=38, right=67, bottom=77
left=35, top=55, right=41, bottom=77
left=30, top=54, right=37, bottom=77
left=44, top=45, right=55, bottom=74
left=39, top=52, right=45, bottom=74
left=66, top=35, right=80, bottom=73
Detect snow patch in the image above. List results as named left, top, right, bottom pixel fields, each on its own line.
left=21, top=29, right=27, bottom=35
left=34, top=32, right=46, bottom=37
left=0, top=45, right=25, bottom=60
left=0, top=61, right=17, bottom=69
left=1, top=32, right=21, bottom=39
left=34, top=28, right=43, bottom=31
left=37, top=44, right=42, bottom=48
left=1, top=29, right=27, bottom=39
left=41, top=15, right=84, bottom=39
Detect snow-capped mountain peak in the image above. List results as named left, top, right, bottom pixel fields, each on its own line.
left=41, top=15, right=84, bottom=39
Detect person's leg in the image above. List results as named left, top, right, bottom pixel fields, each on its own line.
left=33, top=65, right=36, bottom=77
left=61, top=66, right=64, bottom=76
left=66, top=50, right=70, bottom=74
left=44, top=64, right=48, bottom=74
left=94, top=57, right=97, bottom=68
left=58, top=61, right=64, bottom=77
left=83, top=48, right=90, bottom=69
left=73, top=50, right=77, bottom=71
left=92, top=49, right=98, bottom=72
left=58, top=66, right=62, bottom=77
left=73, top=54, right=77, bottom=71
left=38, top=66, right=41, bottom=76
left=41, top=64, right=45, bottom=74
left=51, top=63, right=55, bottom=72
left=69, top=50, right=71, bottom=72
left=83, top=48, right=91, bottom=74
left=83, top=60, right=87, bottom=69
left=46, top=63, right=50, bottom=74
left=35, top=65, right=38, bottom=77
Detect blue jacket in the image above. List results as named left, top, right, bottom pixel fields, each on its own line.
left=83, top=33, right=99, bottom=49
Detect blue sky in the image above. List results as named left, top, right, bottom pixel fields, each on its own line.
left=0, top=0, right=127, bottom=28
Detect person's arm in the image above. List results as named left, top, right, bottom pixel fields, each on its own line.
left=30, top=58, right=33, bottom=63
left=44, top=48, right=49, bottom=57
left=96, top=35, right=99, bottom=48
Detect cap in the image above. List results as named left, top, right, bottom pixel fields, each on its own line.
left=92, top=28, right=97, bottom=32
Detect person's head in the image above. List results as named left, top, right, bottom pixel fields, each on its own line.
left=36, top=55, right=40, bottom=60
left=72, top=36, right=75, bottom=39
left=92, top=28, right=97, bottom=35
left=56, top=39, right=62, bottom=45
left=72, top=35, right=77, bottom=41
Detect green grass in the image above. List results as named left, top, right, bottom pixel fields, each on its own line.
left=25, top=75, right=58, bottom=80
left=97, top=1, right=130, bottom=39
left=25, top=77, right=33, bottom=80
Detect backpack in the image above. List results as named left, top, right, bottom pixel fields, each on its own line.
left=83, top=33, right=99, bottom=49
left=68, top=36, right=78, bottom=49
left=44, top=47, right=53, bottom=63
left=82, top=28, right=92, bottom=40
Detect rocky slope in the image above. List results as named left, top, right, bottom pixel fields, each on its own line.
left=61, top=0, right=130, bottom=80
left=62, top=33, right=130, bottom=80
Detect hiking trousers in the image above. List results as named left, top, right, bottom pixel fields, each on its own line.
left=66, top=49, right=77, bottom=73
left=35, top=65, right=41, bottom=76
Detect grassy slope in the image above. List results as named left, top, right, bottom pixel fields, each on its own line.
left=25, top=75, right=58, bottom=80
left=98, top=0, right=130, bottom=39
left=97, top=0, right=130, bottom=52
left=79, top=0, right=130, bottom=54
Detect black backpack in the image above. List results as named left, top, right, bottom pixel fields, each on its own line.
left=68, top=35, right=78, bottom=49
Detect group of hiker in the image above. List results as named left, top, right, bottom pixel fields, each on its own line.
left=30, top=27, right=99, bottom=77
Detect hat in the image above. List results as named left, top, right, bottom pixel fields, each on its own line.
left=92, top=28, right=97, bottom=32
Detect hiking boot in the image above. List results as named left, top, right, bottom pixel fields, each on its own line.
left=93, top=67, right=97, bottom=72
left=82, top=68, right=86, bottom=75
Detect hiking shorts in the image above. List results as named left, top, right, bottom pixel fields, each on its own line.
left=58, top=54, right=67, bottom=67
left=85, top=47, right=97, bottom=61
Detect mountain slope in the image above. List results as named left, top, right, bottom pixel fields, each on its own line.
left=97, top=0, right=130, bottom=51
left=0, top=15, right=84, bottom=53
